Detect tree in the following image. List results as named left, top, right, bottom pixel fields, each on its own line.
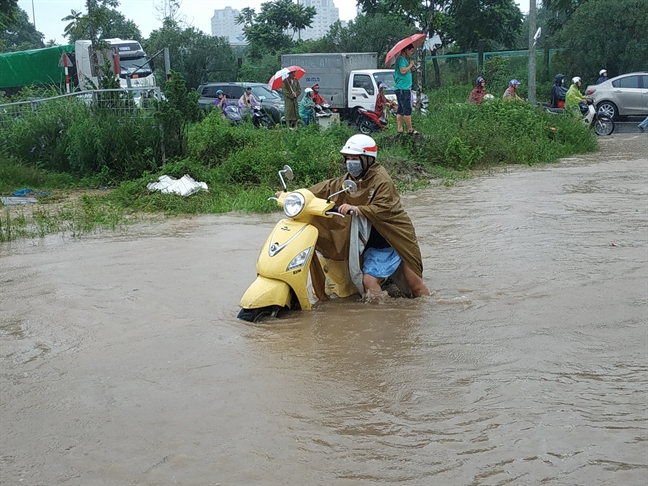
left=62, top=0, right=121, bottom=43
left=154, top=0, right=185, bottom=23
left=556, top=0, right=648, bottom=79
left=235, top=0, right=316, bottom=57
left=64, top=8, right=142, bottom=43
left=446, top=0, right=523, bottom=52
left=145, top=19, right=238, bottom=90
left=1, top=7, right=45, bottom=52
left=0, top=0, right=19, bottom=31
left=308, top=13, right=416, bottom=63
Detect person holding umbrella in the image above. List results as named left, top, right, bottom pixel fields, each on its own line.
left=393, top=44, right=420, bottom=135
left=282, top=71, right=301, bottom=130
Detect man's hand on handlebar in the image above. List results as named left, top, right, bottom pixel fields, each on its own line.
left=338, top=204, right=359, bottom=215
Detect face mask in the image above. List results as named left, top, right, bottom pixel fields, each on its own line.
left=314, top=89, right=319, bottom=93
left=346, top=159, right=363, bottom=178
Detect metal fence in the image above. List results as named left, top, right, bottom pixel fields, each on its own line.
left=0, top=87, right=162, bottom=131
left=422, top=49, right=565, bottom=89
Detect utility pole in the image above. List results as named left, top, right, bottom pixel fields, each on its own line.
left=31, top=0, right=36, bottom=29
left=527, top=0, right=537, bottom=104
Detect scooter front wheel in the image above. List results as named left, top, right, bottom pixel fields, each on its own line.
left=237, top=305, right=282, bottom=323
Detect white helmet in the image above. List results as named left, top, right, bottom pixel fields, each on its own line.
left=572, top=76, right=581, bottom=84
left=599, top=69, right=607, bottom=75
left=340, top=134, right=378, bottom=159
left=304, top=87, right=313, bottom=94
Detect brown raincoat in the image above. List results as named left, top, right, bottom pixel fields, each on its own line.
left=282, top=77, right=301, bottom=122
left=308, top=163, right=425, bottom=299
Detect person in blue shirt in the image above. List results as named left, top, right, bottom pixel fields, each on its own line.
left=393, top=43, right=419, bottom=135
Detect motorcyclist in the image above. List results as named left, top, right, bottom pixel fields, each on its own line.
left=503, top=79, right=523, bottom=101
left=565, top=76, right=588, bottom=118
left=469, top=76, right=488, bottom=105
left=374, top=82, right=396, bottom=124
left=308, top=134, right=431, bottom=298
left=238, top=86, right=259, bottom=116
left=299, top=87, right=315, bottom=126
left=596, top=69, right=608, bottom=85
left=215, top=89, right=229, bottom=113
left=550, top=74, right=567, bottom=108
left=310, top=84, right=327, bottom=106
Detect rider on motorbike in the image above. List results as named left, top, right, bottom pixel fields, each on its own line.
left=374, top=82, right=396, bottom=124
left=299, top=87, right=316, bottom=126
left=550, top=74, right=567, bottom=108
left=469, top=76, right=488, bottom=105
left=311, top=84, right=327, bottom=106
left=308, top=135, right=431, bottom=299
left=565, top=76, right=588, bottom=118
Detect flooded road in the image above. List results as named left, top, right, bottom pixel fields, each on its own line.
left=1, top=134, right=647, bottom=485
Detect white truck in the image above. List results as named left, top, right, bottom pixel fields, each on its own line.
left=75, top=38, right=156, bottom=91
left=280, top=52, right=397, bottom=120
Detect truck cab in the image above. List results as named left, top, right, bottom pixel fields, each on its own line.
left=348, top=69, right=398, bottom=113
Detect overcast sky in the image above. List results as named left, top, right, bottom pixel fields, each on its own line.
left=17, top=0, right=531, bottom=45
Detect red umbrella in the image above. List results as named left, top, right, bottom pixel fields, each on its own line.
left=384, top=33, right=426, bottom=67
left=268, top=65, right=306, bottom=90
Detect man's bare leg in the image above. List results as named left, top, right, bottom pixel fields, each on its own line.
left=400, top=263, right=431, bottom=297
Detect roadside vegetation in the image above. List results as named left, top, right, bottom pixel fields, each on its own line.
left=1, top=76, right=597, bottom=242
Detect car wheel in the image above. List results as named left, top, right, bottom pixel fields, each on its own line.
left=596, top=101, right=618, bottom=120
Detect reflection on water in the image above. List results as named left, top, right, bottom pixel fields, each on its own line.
left=1, top=135, right=646, bottom=484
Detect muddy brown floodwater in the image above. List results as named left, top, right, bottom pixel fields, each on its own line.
left=1, top=134, right=647, bottom=485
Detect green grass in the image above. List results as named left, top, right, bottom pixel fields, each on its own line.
left=0, top=84, right=599, bottom=242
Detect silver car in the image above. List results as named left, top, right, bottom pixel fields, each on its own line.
left=585, top=72, right=648, bottom=120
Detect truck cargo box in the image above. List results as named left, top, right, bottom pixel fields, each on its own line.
left=280, top=52, right=377, bottom=109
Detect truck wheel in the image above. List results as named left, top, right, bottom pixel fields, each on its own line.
left=359, top=119, right=374, bottom=134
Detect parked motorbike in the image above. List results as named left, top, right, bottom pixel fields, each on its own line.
left=356, top=108, right=388, bottom=134
left=314, top=103, right=333, bottom=118
left=238, top=165, right=357, bottom=322
left=223, top=105, right=243, bottom=124
left=251, top=104, right=274, bottom=129
left=543, top=98, right=614, bottom=136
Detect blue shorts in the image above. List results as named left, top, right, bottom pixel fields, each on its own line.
left=395, top=89, right=412, bottom=116
left=363, top=247, right=402, bottom=278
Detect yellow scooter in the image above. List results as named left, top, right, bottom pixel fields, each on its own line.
left=238, top=165, right=357, bottom=322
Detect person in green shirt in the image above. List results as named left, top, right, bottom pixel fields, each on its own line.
left=565, top=76, right=588, bottom=118
left=393, top=44, right=420, bottom=135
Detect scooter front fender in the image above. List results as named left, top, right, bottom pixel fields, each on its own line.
left=239, top=275, right=293, bottom=310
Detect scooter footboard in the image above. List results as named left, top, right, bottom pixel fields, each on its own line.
left=239, top=276, right=293, bottom=310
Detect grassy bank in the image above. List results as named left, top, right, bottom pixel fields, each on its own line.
left=0, top=86, right=598, bottom=242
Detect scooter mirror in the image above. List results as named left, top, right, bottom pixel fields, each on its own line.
left=343, top=180, right=357, bottom=195
left=283, top=165, right=294, bottom=180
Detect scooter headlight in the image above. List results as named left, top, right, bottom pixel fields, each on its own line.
left=284, top=192, right=305, bottom=217
left=287, top=246, right=313, bottom=271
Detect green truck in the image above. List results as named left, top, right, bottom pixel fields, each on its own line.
left=0, top=44, right=76, bottom=96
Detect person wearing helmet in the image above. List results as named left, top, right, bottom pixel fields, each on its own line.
left=238, top=86, right=259, bottom=116
left=503, top=79, right=523, bottom=101
left=565, top=76, right=588, bottom=118
left=308, top=134, right=431, bottom=298
left=374, top=82, right=396, bottom=124
left=311, top=84, right=327, bottom=106
left=550, top=74, right=567, bottom=108
left=215, top=89, right=229, bottom=115
left=469, top=76, right=488, bottom=105
left=596, top=69, right=608, bottom=85
left=299, top=87, right=315, bottom=126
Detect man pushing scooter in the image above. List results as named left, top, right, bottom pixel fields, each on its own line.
left=309, top=134, right=431, bottom=299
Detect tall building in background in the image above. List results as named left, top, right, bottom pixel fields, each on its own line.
left=210, top=7, right=246, bottom=46
left=300, top=0, right=340, bottom=40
